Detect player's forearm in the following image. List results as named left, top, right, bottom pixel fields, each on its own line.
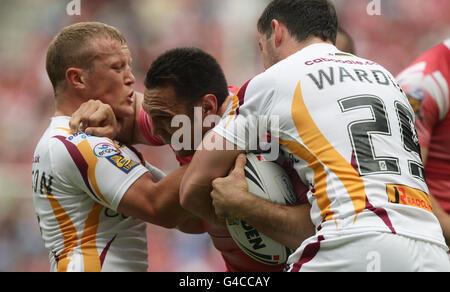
left=179, top=177, right=222, bottom=227
left=233, top=192, right=316, bottom=250
left=119, top=165, right=189, bottom=228
left=150, top=165, right=195, bottom=228
left=180, top=140, right=243, bottom=227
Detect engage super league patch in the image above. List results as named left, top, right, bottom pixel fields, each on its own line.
left=93, top=142, right=120, bottom=157
left=106, top=154, right=139, bottom=174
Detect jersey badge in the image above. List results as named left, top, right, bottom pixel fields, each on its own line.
left=106, top=154, right=139, bottom=174
left=94, top=143, right=120, bottom=157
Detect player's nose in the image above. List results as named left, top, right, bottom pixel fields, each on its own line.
left=125, top=68, right=136, bottom=86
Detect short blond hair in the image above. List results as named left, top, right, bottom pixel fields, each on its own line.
left=46, top=22, right=126, bottom=94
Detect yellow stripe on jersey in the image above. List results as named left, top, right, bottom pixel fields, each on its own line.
left=45, top=192, right=79, bottom=272
left=280, top=139, right=334, bottom=222
left=225, top=93, right=240, bottom=129
left=55, top=127, right=72, bottom=135
left=80, top=203, right=104, bottom=272
left=77, top=139, right=111, bottom=206
left=105, top=138, right=123, bottom=154
left=291, top=82, right=367, bottom=222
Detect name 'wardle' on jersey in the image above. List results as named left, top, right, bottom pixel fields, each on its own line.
left=213, top=43, right=447, bottom=251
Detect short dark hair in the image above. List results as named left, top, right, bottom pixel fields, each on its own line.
left=257, top=0, right=338, bottom=44
left=144, top=47, right=229, bottom=107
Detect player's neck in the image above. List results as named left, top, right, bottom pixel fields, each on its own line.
left=54, top=90, right=87, bottom=117
left=282, top=37, right=333, bottom=60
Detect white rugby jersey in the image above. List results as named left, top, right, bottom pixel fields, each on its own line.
left=32, top=116, right=158, bottom=272
left=213, top=43, right=447, bottom=249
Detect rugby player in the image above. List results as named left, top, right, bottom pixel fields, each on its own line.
left=396, top=39, right=450, bottom=247
left=180, top=0, right=450, bottom=271
left=32, top=22, right=201, bottom=272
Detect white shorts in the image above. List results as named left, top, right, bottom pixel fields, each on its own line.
left=286, top=231, right=450, bottom=272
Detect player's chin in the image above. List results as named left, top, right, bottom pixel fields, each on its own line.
left=115, top=104, right=135, bottom=119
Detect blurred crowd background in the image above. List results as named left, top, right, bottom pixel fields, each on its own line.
left=0, top=0, right=448, bottom=272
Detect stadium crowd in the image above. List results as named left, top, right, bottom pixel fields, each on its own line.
left=0, top=0, right=448, bottom=271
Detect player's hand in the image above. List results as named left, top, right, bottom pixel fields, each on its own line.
left=210, top=154, right=249, bottom=219
left=69, top=100, right=120, bottom=138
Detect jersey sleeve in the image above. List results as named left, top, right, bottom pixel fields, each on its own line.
left=138, top=106, right=165, bottom=146
left=213, top=73, right=276, bottom=151
left=50, top=135, right=149, bottom=211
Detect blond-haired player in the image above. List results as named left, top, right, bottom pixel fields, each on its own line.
left=32, top=22, right=199, bottom=272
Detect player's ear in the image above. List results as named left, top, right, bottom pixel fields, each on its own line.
left=201, top=94, right=218, bottom=116
left=271, top=19, right=284, bottom=48
left=66, top=67, right=86, bottom=90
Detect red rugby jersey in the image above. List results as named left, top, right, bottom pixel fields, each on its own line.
left=397, top=39, right=450, bottom=212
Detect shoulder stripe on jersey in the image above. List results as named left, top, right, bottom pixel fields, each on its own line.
left=291, top=82, right=367, bottom=222
left=55, top=127, right=72, bottom=135
left=76, top=139, right=111, bottom=206
left=235, top=79, right=250, bottom=116
left=53, top=136, right=107, bottom=205
left=105, top=138, right=123, bottom=154
left=45, top=191, right=79, bottom=272
left=225, top=79, right=252, bottom=128
left=280, top=139, right=334, bottom=222
left=225, top=94, right=239, bottom=128
left=80, top=203, right=104, bottom=271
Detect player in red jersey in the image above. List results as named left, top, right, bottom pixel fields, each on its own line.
left=396, top=39, right=450, bottom=246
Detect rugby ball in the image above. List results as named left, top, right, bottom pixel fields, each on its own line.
left=226, top=153, right=297, bottom=265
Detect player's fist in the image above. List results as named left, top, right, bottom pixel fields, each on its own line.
left=69, top=99, right=120, bottom=138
